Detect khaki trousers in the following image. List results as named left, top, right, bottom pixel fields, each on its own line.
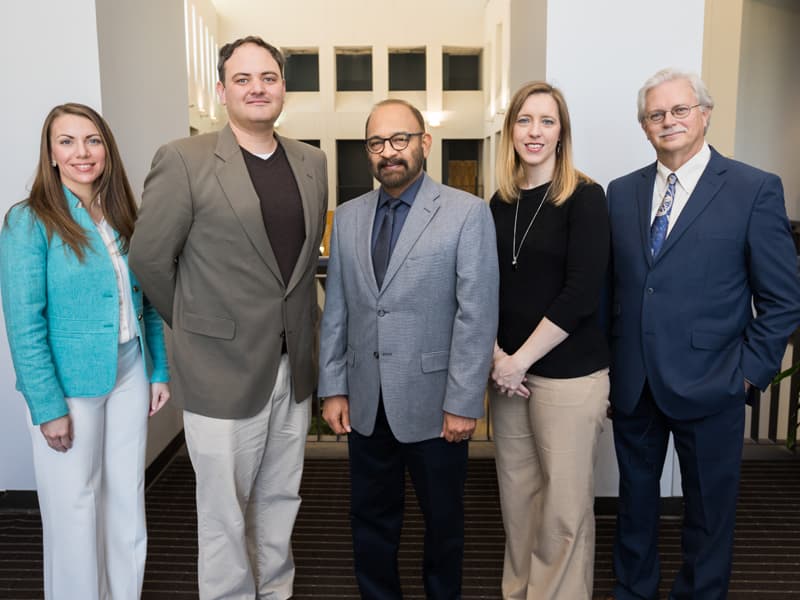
left=184, top=355, right=310, bottom=600
left=491, top=369, right=609, bottom=600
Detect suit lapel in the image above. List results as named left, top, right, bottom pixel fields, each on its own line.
left=637, top=163, right=657, bottom=268
left=214, top=125, right=282, bottom=283
left=379, top=174, right=440, bottom=293
left=355, top=190, right=382, bottom=297
left=656, top=148, right=726, bottom=261
left=281, top=135, right=321, bottom=294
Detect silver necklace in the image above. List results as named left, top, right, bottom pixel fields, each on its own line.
left=511, top=182, right=551, bottom=271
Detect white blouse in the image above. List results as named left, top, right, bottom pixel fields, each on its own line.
left=95, top=218, right=138, bottom=344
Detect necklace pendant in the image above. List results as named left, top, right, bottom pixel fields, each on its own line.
left=512, top=258, right=518, bottom=271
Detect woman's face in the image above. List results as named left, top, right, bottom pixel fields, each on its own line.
left=512, top=93, right=561, bottom=177
left=50, top=114, right=106, bottom=199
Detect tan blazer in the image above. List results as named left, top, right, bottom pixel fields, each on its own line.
left=129, top=125, right=328, bottom=419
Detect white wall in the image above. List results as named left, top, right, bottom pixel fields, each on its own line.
left=95, top=0, right=189, bottom=466
left=735, top=0, right=800, bottom=219
left=0, top=0, right=189, bottom=490
left=545, top=0, right=706, bottom=496
left=0, top=0, right=103, bottom=491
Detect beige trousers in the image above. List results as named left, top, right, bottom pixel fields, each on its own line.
left=491, top=368, right=609, bottom=600
left=183, top=355, right=310, bottom=600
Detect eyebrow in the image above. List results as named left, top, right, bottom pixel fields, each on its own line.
left=231, top=70, right=280, bottom=78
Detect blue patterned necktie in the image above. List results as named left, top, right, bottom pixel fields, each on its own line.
left=373, top=197, right=401, bottom=289
left=650, top=173, right=677, bottom=257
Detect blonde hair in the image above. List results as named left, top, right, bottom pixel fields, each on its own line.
left=495, top=81, right=592, bottom=206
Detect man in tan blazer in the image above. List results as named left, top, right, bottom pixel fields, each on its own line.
left=129, top=36, right=327, bottom=600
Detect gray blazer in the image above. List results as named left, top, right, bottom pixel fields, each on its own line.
left=318, top=174, right=499, bottom=443
left=129, top=125, right=328, bottom=419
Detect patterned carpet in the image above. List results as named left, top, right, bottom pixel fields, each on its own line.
left=1, top=451, right=799, bottom=599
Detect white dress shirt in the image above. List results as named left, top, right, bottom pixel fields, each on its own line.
left=651, top=142, right=712, bottom=236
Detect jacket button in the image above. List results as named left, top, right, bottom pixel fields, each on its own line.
left=132, top=286, right=139, bottom=292
left=137, top=313, right=143, bottom=321
left=373, top=351, right=379, bottom=359
left=377, top=309, right=386, bottom=317
left=647, top=287, right=654, bottom=294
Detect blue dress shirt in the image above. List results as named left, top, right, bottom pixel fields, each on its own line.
left=370, top=174, right=425, bottom=258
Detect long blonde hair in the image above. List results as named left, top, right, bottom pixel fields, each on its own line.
left=495, top=81, right=592, bottom=205
left=20, top=103, right=138, bottom=260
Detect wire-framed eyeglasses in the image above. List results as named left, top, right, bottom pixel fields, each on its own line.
left=644, top=104, right=703, bottom=124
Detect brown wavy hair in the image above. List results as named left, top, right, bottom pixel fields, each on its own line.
left=23, top=103, right=138, bottom=260
left=495, top=82, right=592, bottom=206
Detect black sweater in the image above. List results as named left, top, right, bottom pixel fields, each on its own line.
left=490, top=181, right=610, bottom=378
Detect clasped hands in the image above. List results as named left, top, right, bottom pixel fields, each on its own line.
left=491, top=343, right=530, bottom=398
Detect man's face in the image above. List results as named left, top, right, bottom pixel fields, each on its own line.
left=216, top=43, right=285, bottom=130
left=641, top=78, right=710, bottom=170
left=366, top=104, right=431, bottom=197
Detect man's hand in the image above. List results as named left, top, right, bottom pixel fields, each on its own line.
left=322, top=395, right=351, bottom=435
left=441, top=412, right=476, bottom=443
left=40, top=415, right=73, bottom=453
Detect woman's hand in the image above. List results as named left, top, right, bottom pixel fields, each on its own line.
left=149, top=382, right=171, bottom=416
left=491, top=348, right=530, bottom=398
left=40, top=415, right=73, bottom=453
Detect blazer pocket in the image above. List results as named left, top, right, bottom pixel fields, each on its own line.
left=421, top=350, right=450, bottom=373
left=691, top=330, right=733, bottom=350
left=182, top=311, right=236, bottom=340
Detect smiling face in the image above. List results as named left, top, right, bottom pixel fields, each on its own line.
left=216, top=42, right=286, bottom=131
left=366, top=102, right=431, bottom=197
left=512, top=92, right=561, bottom=183
left=642, top=77, right=710, bottom=171
left=49, top=114, right=106, bottom=200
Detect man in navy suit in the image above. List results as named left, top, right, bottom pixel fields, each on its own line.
left=607, top=68, right=800, bottom=599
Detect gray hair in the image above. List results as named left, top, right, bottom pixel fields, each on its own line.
left=637, top=68, right=714, bottom=124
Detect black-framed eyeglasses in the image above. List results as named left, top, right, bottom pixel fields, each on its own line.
left=365, top=132, right=424, bottom=154
left=644, top=104, right=702, bottom=124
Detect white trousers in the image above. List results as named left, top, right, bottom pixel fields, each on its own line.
left=30, top=338, right=149, bottom=600
left=491, top=369, right=610, bottom=600
left=183, top=354, right=310, bottom=600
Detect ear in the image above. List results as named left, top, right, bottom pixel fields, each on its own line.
left=421, top=132, right=433, bottom=159
left=215, top=81, right=226, bottom=105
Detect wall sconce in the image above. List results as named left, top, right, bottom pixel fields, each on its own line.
left=425, top=111, right=442, bottom=127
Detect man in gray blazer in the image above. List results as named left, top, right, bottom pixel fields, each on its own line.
left=318, top=99, right=498, bottom=598
left=129, top=37, right=327, bottom=600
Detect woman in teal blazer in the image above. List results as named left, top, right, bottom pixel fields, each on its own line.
left=0, top=103, right=170, bottom=600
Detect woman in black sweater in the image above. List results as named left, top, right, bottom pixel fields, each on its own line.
left=489, top=82, right=610, bottom=600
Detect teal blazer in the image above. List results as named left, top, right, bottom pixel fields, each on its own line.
left=0, top=187, right=169, bottom=425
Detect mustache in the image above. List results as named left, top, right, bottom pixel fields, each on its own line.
left=378, top=158, right=408, bottom=169
left=658, top=126, right=688, bottom=138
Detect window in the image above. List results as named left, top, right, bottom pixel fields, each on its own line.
left=300, top=139, right=321, bottom=148
left=443, top=49, right=481, bottom=91
left=389, top=48, right=426, bottom=91
left=336, top=48, right=372, bottom=91
left=284, top=50, right=319, bottom=92
left=442, top=139, right=482, bottom=197
left=337, top=140, right=373, bottom=204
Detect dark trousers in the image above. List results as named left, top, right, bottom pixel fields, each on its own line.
left=347, top=399, right=468, bottom=600
left=612, top=383, right=745, bottom=600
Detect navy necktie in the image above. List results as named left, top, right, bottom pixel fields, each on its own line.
left=650, top=172, right=677, bottom=257
left=373, top=198, right=400, bottom=289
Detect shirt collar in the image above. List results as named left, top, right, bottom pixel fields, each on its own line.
left=379, top=172, right=425, bottom=209
left=656, top=142, right=711, bottom=195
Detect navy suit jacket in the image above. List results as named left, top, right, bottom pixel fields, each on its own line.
left=607, top=147, right=800, bottom=420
